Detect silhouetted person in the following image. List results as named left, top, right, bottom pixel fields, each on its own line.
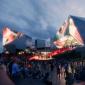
left=65, top=72, right=74, bottom=85
left=73, top=68, right=85, bottom=85
left=57, top=65, right=61, bottom=79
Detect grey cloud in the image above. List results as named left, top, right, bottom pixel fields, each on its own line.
left=0, top=0, right=85, bottom=39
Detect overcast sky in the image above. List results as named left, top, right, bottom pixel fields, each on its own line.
left=0, top=0, right=85, bottom=40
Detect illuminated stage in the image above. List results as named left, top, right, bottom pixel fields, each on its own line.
left=2, top=15, right=85, bottom=61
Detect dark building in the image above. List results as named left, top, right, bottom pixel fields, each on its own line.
left=35, top=39, right=45, bottom=49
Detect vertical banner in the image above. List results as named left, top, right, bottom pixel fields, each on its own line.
left=69, top=18, right=84, bottom=45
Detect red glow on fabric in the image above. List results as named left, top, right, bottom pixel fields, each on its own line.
left=48, top=47, right=73, bottom=57
left=29, top=47, right=74, bottom=61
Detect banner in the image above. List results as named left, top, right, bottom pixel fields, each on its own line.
left=69, top=18, right=84, bottom=45
left=54, top=20, right=68, bottom=48
left=3, top=27, right=17, bottom=46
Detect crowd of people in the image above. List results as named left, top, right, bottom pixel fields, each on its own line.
left=0, top=53, right=85, bottom=85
